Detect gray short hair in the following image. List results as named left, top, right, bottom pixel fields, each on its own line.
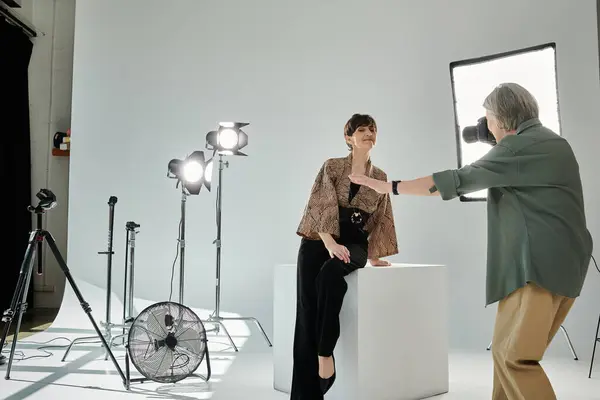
left=482, top=83, right=539, bottom=131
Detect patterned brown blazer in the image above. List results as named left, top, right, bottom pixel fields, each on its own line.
left=297, top=154, right=398, bottom=260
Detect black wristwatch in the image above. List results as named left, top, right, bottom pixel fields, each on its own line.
left=392, top=180, right=401, bottom=195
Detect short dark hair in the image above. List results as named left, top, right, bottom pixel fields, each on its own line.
left=344, top=114, right=377, bottom=150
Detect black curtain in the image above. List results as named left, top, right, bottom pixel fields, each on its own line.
left=0, top=18, right=34, bottom=315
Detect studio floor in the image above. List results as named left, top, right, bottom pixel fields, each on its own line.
left=1, top=280, right=599, bottom=400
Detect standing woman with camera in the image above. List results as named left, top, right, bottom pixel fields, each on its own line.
left=350, top=83, right=593, bottom=400
left=291, top=113, right=398, bottom=399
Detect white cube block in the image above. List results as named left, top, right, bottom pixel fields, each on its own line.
left=273, top=263, right=449, bottom=400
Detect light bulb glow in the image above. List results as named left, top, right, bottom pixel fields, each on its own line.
left=218, top=129, right=238, bottom=150
left=182, top=161, right=203, bottom=183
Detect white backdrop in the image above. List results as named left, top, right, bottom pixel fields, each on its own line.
left=67, top=0, right=600, bottom=357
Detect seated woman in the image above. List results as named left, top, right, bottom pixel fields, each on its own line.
left=291, top=113, right=399, bottom=399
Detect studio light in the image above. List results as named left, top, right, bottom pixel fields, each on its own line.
left=167, top=150, right=213, bottom=194
left=198, top=120, right=271, bottom=351
left=205, top=122, right=249, bottom=156
left=165, top=150, right=213, bottom=308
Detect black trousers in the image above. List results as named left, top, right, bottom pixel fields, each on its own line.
left=290, top=237, right=368, bottom=400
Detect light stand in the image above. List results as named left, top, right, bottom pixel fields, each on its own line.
left=103, top=221, right=141, bottom=353
left=0, top=189, right=127, bottom=387
left=166, top=150, right=212, bottom=305
left=102, top=197, right=118, bottom=347
left=61, top=196, right=122, bottom=362
left=178, top=188, right=187, bottom=304
left=202, top=154, right=272, bottom=351
left=98, top=220, right=141, bottom=357
left=62, top=216, right=141, bottom=362
left=123, top=222, right=140, bottom=327
left=166, top=150, right=245, bottom=345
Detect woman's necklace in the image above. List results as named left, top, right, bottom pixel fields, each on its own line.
left=348, top=182, right=362, bottom=225
left=349, top=158, right=368, bottom=225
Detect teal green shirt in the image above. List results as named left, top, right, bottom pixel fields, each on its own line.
left=433, top=118, right=593, bottom=306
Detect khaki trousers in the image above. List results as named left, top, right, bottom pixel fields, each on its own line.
left=491, top=282, right=575, bottom=400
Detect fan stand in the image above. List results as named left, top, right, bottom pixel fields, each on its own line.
left=124, top=349, right=212, bottom=389
left=202, top=154, right=273, bottom=352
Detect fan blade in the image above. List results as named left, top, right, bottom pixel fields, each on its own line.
left=129, top=324, right=165, bottom=345
left=135, top=345, right=174, bottom=377
left=146, top=307, right=169, bottom=337
left=175, top=325, right=204, bottom=354
left=155, top=348, right=175, bottom=377
left=134, top=345, right=168, bottom=374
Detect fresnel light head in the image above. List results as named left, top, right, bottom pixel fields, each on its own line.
left=205, top=122, right=249, bottom=156
left=167, top=150, right=213, bottom=194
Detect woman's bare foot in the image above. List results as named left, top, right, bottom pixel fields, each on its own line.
left=318, top=356, right=335, bottom=379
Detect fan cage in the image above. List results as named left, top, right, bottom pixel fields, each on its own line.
left=127, top=301, right=208, bottom=383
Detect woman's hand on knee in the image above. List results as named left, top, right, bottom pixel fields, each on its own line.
left=325, top=243, right=350, bottom=264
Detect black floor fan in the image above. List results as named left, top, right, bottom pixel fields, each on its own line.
left=125, top=301, right=211, bottom=387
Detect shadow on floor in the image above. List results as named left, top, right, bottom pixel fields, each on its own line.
left=1, top=307, right=59, bottom=341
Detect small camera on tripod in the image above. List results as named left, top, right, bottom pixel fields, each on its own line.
left=28, top=189, right=58, bottom=213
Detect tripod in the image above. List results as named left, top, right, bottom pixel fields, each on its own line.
left=202, top=154, right=272, bottom=351
left=0, top=189, right=127, bottom=387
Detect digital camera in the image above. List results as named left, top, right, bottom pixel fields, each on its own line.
left=462, top=117, right=496, bottom=146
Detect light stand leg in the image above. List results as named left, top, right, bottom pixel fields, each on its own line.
left=589, top=313, right=600, bottom=378
left=44, top=231, right=127, bottom=386
left=0, top=233, right=37, bottom=377
left=203, top=155, right=272, bottom=351
left=61, top=336, right=101, bottom=362
left=205, top=320, right=238, bottom=351
left=214, top=316, right=272, bottom=347
left=559, top=325, right=578, bottom=360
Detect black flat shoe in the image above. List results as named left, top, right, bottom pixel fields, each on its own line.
left=319, top=371, right=336, bottom=394
left=319, top=355, right=336, bottom=395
